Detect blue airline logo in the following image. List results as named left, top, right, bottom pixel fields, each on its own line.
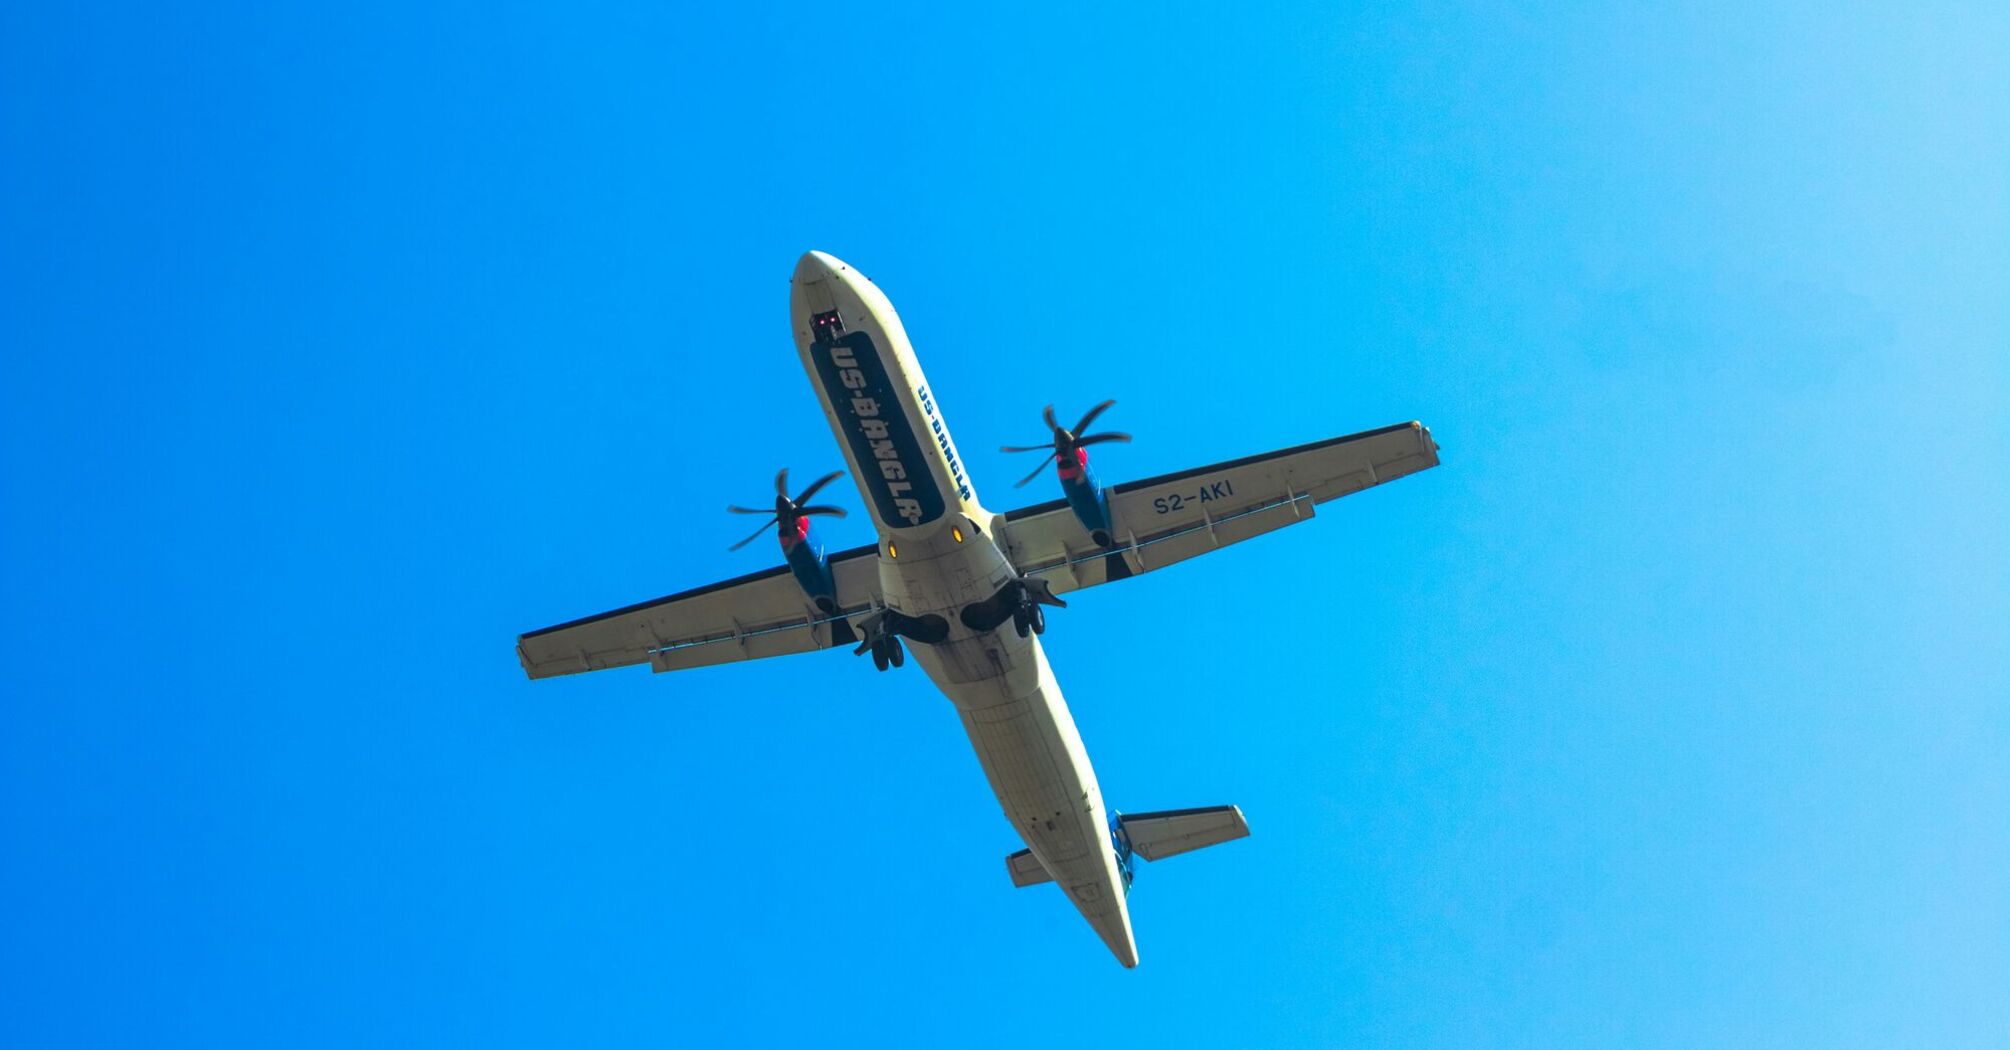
left=814, top=332, right=944, bottom=527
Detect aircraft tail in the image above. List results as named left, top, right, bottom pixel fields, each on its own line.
left=1004, top=805, right=1250, bottom=889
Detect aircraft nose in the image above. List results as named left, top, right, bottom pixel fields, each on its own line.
left=793, top=250, right=849, bottom=284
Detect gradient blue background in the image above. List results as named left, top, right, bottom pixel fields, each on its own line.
left=4, top=2, right=2006, bottom=1046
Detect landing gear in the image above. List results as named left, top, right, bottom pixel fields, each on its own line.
left=869, top=635, right=905, bottom=671
left=853, top=607, right=947, bottom=672
left=1011, top=602, right=1047, bottom=638
left=860, top=617, right=907, bottom=672
left=961, top=575, right=1065, bottom=638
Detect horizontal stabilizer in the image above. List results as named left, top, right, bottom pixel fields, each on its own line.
left=1006, top=848, right=1053, bottom=888
left=1118, top=806, right=1249, bottom=862
left=1006, top=806, right=1249, bottom=889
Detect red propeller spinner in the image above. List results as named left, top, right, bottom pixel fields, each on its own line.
left=999, top=400, right=1133, bottom=488
left=725, top=467, right=848, bottom=551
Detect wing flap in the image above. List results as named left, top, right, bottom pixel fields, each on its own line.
left=517, top=543, right=881, bottom=679
left=1000, top=421, right=1438, bottom=592
left=644, top=610, right=851, bottom=674
left=1123, top=493, right=1312, bottom=574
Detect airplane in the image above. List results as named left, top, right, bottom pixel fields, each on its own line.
left=516, top=251, right=1441, bottom=967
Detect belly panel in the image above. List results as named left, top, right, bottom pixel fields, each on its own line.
left=937, top=638, right=1134, bottom=960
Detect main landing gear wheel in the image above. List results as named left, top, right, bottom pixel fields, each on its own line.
left=870, top=634, right=905, bottom=672
left=1012, top=604, right=1047, bottom=638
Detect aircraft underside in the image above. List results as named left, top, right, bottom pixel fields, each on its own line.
left=515, top=250, right=1440, bottom=967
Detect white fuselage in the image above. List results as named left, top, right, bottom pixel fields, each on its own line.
left=789, top=251, right=1138, bottom=967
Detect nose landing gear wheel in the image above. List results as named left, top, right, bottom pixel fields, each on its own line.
left=872, top=641, right=889, bottom=671
left=888, top=637, right=905, bottom=667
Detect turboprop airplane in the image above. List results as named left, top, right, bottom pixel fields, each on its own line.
left=516, top=251, right=1440, bottom=967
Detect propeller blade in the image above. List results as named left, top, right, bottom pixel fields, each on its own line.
left=727, top=517, right=779, bottom=551
left=1072, top=399, right=1116, bottom=436
left=1013, top=457, right=1056, bottom=488
left=999, top=443, right=1054, bottom=453
left=792, top=470, right=845, bottom=506
left=726, top=504, right=773, bottom=515
left=1074, top=431, right=1132, bottom=447
left=795, top=505, right=848, bottom=518
left=774, top=467, right=791, bottom=499
left=1041, top=404, right=1060, bottom=433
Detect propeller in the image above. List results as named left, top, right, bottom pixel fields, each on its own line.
left=726, top=467, right=848, bottom=550
left=999, top=400, right=1132, bottom=487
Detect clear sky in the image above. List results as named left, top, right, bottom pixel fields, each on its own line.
left=3, top=2, right=2006, bottom=1046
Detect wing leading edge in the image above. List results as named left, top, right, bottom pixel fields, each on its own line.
left=998, top=421, right=1439, bottom=593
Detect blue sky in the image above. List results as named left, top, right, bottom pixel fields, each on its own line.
left=3, top=1, right=2006, bottom=1045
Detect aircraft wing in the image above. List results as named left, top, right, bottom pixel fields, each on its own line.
left=516, top=543, right=881, bottom=679
left=998, top=421, right=1438, bottom=593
